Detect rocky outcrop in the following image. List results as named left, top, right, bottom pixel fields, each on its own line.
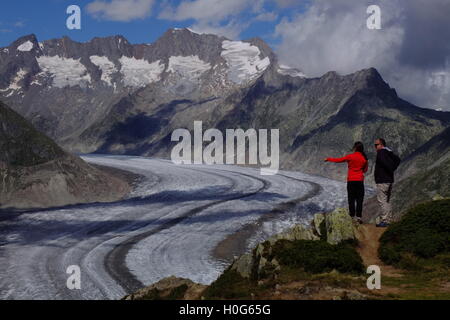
left=230, top=208, right=357, bottom=280
left=323, top=208, right=356, bottom=245
left=123, top=276, right=207, bottom=300
left=267, top=224, right=320, bottom=244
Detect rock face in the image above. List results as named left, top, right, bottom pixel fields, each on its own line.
left=323, top=208, right=355, bottom=245
left=230, top=253, right=254, bottom=279
left=0, top=101, right=130, bottom=209
left=2, top=31, right=449, bottom=184
left=397, top=126, right=450, bottom=179
left=266, top=224, right=320, bottom=244
left=123, top=276, right=207, bottom=300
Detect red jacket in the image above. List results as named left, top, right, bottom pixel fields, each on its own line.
left=327, top=152, right=368, bottom=181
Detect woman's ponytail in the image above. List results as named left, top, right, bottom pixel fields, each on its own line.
left=353, top=141, right=368, bottom=160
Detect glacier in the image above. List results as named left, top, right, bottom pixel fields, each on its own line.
left=17, top=40, right=34, bottom=52
left=0, top=155, right=347, bottom=300
left=221, top=40, right=271, bottom=84
left=90, top=55, right=118, bottom=86
left=119, top=56, right=165, bottom=88
left=36, top=56, right=92, bottom=88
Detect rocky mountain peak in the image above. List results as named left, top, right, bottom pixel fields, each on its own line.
left=352, top=67, right=393, bottom=93
left=246, top=36, right=276, bottom=60
left=150, top=27, right=228, bottom=62
left=11, top=34, right=39, bottom=51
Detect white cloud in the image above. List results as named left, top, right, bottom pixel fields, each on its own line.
left=159, top=0, right=251, bottom=22
left=86, top=0, right=155, bottom=22
left=274, top=0, right=450, bottom=110
left=188, top=19, right=250, bottom=39
left=254, top=12, right=278, bottom=22
left=389, top=62, right=450, bottom=110
left=14, top=21, right=25, bottom=28
left=273, top=0, right=302, bottom=8
left=159, top=0, right=263, bottom=39
left=274, top=0, right=404, bottom=77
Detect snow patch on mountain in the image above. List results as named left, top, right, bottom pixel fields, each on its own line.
left=9, top=69, right=27, bottom=90
left=186, top=28, right=204, bottom=35
left=36, top=56, right=92, bottom=88
left=90, top=56, right=118, bottom=86
left=30, top=77, right=42, bottom=86
left=221, top=40, right=270, bottom=85
left=167, top=55, right=211, bottom=80
left=277, top=64, right=306, bottom=78
left=0, top=69, right=27, bottom=96
left=172, top=28, right=204, bottom=35
left=17, top=41, right=34, bottom=52
left=119, top=56, right=165, bottom=88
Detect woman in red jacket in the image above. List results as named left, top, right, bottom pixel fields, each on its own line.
left=325, top=142, right=368, bottom=223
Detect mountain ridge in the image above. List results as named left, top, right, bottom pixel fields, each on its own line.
left=1, top=30, right=449, bottom=196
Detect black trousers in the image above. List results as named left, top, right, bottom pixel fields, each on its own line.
left=347, top=181, right=365, bottom=218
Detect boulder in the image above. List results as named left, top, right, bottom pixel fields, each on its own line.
left=229, top=213, right=357, bottom=279
left=267, top=224, right=319, bottom=244
left=123, top=276, right=207, bottom=300
left=230, top=223, right=320, bottom=279
left=325, top=208, right=356, bottom=245
left=230, top=253, right=253, bottom=278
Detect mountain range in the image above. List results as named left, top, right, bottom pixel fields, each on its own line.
left=1, top=28, right=449, bottom=212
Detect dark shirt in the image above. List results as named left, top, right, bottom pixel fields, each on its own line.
left=374, top=148, right=395, bottom=184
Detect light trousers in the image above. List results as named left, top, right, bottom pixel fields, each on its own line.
left=376, top=183, right=393, bottom=223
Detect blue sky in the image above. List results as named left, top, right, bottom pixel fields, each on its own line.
left=0, top=0, right=309, bottom=47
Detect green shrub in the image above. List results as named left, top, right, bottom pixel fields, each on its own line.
left=271, top=239, right=365, bottom=275
left=140, top=288, right=162, bottom=300
left=139, top=284, right=189, bottom=300
left=379, top=200, right=450, bottom=268
left=166, top=284, right=189, bottom=300
left=203, top=269, right=254, bottom=299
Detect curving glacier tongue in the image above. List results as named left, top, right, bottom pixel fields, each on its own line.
left=0, top=155, right=347, bottom=300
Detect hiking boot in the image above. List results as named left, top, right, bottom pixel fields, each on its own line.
left=352, top=217, right=363, bottom=225
left=376, top=221, right=390, bottom=228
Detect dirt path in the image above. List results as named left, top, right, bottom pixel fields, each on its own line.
left=355, top=224, right=403, bottom=277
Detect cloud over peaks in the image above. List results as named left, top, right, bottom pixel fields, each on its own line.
left=86, top=0, right=155, bottom=22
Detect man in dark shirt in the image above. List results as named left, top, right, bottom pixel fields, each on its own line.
left=374, top=138, right=397, bottom=227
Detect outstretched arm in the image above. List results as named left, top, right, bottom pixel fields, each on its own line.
left=325, top=155, right=350, bottom=163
